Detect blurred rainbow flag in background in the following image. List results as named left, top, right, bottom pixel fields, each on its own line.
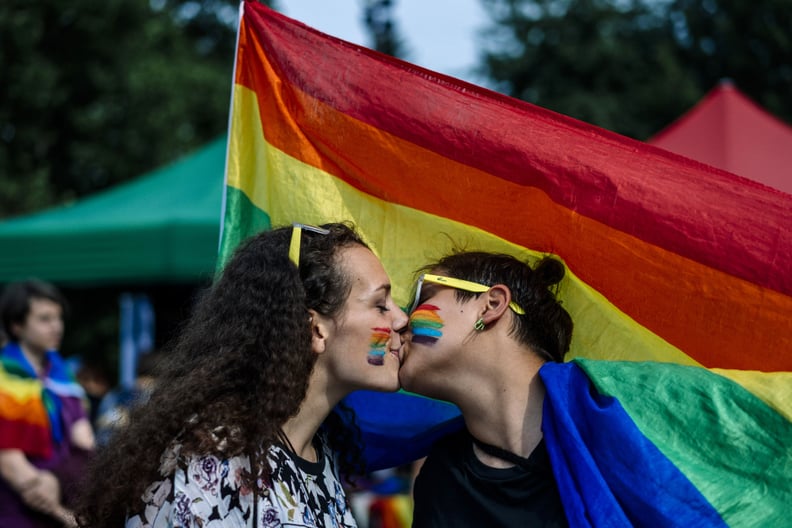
left=221, top=2, right=791, bottom=525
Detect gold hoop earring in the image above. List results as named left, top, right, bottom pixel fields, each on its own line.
left=474, top=318, right=485, bottom=331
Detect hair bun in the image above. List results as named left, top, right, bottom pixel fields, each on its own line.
left=532, top=257, right=565, bottom=288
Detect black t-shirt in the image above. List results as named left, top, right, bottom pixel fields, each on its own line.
left=412, top=428, right=568, bottom=528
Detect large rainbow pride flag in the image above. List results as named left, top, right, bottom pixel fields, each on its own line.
left=221, top=2, right=791, bottom=524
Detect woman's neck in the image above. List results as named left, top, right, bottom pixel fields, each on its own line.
left=280, top=368, right=344, bottom=462
left=457, top=351, right=547, bottom=460
left=20, top=343, right=47, bottom=376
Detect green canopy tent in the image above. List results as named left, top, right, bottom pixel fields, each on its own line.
left=0, top=136, right=226, bottom=284
left=0, top=136, right=227, bottom=389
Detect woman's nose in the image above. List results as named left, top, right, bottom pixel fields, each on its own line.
left=392, top=303, right=409, bottom=331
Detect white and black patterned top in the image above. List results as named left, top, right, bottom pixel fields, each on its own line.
left=126, top=436, right=357, bottom=528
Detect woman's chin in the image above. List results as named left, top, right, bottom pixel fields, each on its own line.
left=362, top=374, right=401, bottom=393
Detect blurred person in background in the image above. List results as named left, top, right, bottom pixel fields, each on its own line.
left=93, top=349, right=163, bottom=446
left=73, top=362, right=112, bottom=431
left=0, top=280, right=95, bottom=528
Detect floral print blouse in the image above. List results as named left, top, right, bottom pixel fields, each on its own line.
left=125, top=437, right=357, bottom=528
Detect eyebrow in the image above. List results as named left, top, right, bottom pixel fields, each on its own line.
left=358, top=283, right=391, bottom=300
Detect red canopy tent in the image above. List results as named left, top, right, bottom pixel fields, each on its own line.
left=648, top=80, right=792, bottom=195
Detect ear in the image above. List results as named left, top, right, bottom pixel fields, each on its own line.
left=480, top=284, right=512, bottom=325
left=308, top=309, right=329, bottom=355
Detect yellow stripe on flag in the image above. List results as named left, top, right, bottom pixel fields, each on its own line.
left=227, top=85, right=700, bottom=369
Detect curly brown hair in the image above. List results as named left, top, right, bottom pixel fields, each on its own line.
left=76, top=223, right=368, bottom=526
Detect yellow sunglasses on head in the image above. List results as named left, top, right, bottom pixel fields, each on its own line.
left=409, top=273, right=525, bottom=315
left=289, top=223, right=330, bottom=267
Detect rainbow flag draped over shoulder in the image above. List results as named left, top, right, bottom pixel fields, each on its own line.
left=221, top=2, right=791, bottom=523
left=540, top=360, right=791, bottom=526
left=0, top=344, right=85, bottom=459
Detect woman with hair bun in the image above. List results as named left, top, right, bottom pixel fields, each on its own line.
left=402, top=249, right=790, bottom=528
left=77, top=222, right=407, bottom=528
left=399, top=251, right=572, bottom=527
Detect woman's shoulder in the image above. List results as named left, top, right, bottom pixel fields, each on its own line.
left=126, top=449, right=256, bottom=527
left=180, top=451, right=252, bottom=492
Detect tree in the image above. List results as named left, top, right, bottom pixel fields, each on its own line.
left=477, top=0, right=792, bottom=140
left=362, top=0, right=409, bottom=58
left=0, top=0, right=252, bottom=218
left=0, top=0, right=269, bottom=381
left=669, top=0, right=792, bottom=120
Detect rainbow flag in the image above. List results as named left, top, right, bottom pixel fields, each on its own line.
left=0, top=344, right=85, bottom=459
left=541, top=360, right=790, bottom=526
left=221, top=2, right=791, bottom=523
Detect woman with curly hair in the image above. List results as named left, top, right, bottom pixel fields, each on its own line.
left=76, top=222, right=408, bottom=527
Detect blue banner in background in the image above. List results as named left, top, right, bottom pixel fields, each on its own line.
left=119, top=293, right=155, bottom=389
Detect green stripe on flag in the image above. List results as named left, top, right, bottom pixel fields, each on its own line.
left=576, top=359, right=792, bottom=527
left=219, top=186, right=271, bottom=268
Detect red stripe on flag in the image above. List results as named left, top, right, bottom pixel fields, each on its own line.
left=239, top=3, right=792, bottom=300
left=233, top=3, right=792, bottom=370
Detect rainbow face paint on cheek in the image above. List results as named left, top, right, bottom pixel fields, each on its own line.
left=409, top=304, right=443, bottom=345
left=367, top=327, right=391, bottom=365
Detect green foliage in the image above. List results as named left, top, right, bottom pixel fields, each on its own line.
left=0, top=0, right=265, bottom=379
left=478, top=0, right=792, bottom=139
left=363, top=0, right=409, bottom=58
left=0, top=0, right=248, bottom=218
left=669, top=0, right=792, bottom=121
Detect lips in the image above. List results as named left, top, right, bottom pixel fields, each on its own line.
left=397, top=340, right=412, bottom=365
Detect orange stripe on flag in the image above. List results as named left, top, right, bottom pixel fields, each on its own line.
left=229, top=72, right=792, bottom=370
